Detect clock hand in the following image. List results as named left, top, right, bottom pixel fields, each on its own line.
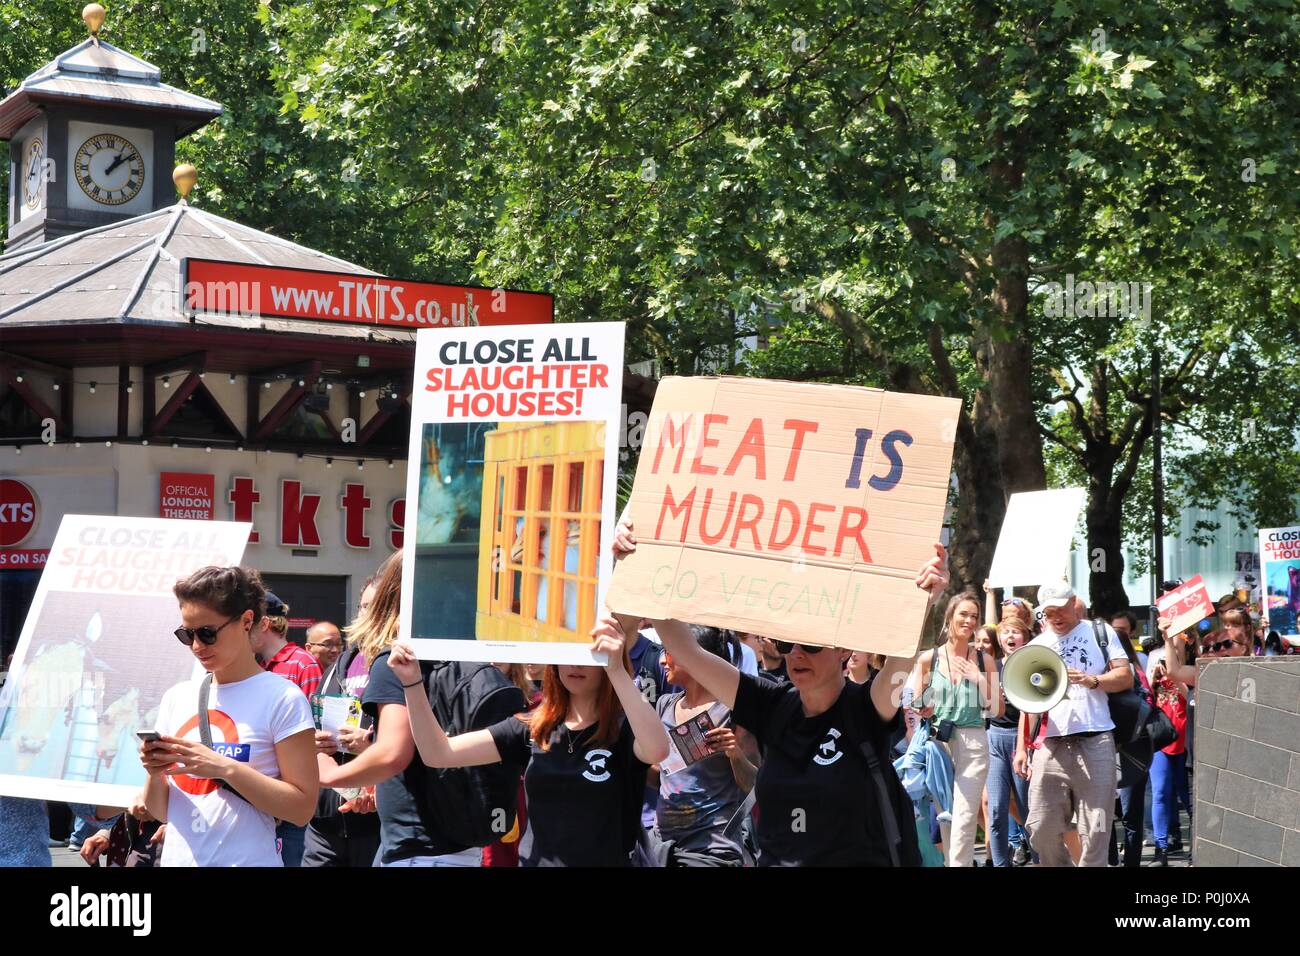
left=104, top=151, right=128, bottom=176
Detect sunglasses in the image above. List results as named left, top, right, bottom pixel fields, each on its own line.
left=773, top=640, right=826, bottom=655
left=1001, top=598, right=1028, bottom=608
left=1202, top=639, right=1244, bottom=654
left=174, top=613, right=243, bottom=647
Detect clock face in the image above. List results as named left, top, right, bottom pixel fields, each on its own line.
left=22, top=138, right=44, bottom=209
left=74, top=133, right=146, bottom=206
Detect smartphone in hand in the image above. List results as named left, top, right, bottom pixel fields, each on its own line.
left=136, top=731, right=161, bottom=743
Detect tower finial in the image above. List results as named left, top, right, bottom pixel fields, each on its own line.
left=82, top=4, right=106, bottom=45
left=173, top=164, right=198, bottom=203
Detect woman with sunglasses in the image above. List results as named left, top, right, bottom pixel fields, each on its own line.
left=612, top=519, right=949, bottom=866
left=139, top=566, right=318, bottom=866
left=908, top=591, right=1002, bottom=867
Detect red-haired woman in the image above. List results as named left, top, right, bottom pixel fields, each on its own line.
left=387, top=616, right=670, bottom=866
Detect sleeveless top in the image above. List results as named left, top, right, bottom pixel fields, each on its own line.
left=929, top=648, right=985, bottom=728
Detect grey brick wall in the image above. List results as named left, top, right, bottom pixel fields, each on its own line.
left=1193, top=658, right=1300, bottom=866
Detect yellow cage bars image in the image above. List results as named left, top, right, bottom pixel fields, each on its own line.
left=477, top=421, right=605, bottom=644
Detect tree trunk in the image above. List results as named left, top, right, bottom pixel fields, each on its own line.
left=1084, top=478, right=1132, bottom=616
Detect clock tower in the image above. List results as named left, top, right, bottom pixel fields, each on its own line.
left=0, top=5, right=222, bottom=252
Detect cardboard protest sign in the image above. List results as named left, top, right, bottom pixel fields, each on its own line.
left=1259, top=526, right=1300, bottom=644
left=986, top=488, right=1085, bottom=588
left=1156, top=574, right=1216, bottom=637
left=607, top=377, right=960, bottom=656
left=0, top=515, right=251, bottom=805
left=401, top=323, right=625, bottom=664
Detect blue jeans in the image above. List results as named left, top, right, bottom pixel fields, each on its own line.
left=276, top=821, right=307, bottom=867
left=985, top=726, right=1030, bottom=867
left=1151, top=749, right=1187, bottom=849
left=1115, top=758, right=1148, bottom=867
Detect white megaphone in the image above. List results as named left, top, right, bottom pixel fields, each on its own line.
left=1002, top=644, right=1069, bottom=715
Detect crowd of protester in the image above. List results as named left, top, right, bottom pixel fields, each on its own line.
left=0, top=520, right=1293, bottom=868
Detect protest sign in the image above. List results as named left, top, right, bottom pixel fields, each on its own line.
left=1156, top=574, right=1216, bottom=638
left=607, top=377, right=960, bottom=656
left=0, top=515, right=251, bottom=805
left=401, top=323, right=625, bottom=664
left=1259, top=526, right=1300, bottom=643
left=986, top=488, right=1086, bottom=588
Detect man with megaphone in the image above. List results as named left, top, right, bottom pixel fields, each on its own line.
left=1009, top=582, right=1132, bottom=867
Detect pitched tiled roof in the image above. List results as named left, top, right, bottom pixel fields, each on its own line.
left=0, top=202, right=408, bottom=342
left=0, top=39, right=222, bottom=139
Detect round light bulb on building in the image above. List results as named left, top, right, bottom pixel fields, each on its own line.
left=15, top=375, right=22, bottom=383
left=359, top=390, right=366, bottom=398
left=264, top=381, right=271, bottom=389
left=229, top=374, right=237, bottom=385
left=325, top=382, right=333, bottom=391
left=297, top=379, right=305, bottom=386
left=162, top=376, right=170, bottom=389
left=126, top=381, right=134, bottom=393
left=105, top=441, right=112, bottom=447
left=89, top=382, right=97, bottom=394
left=142, top=439, right=149, bottom=446
left=74, top=441, right=81, bottom=448
left=15, top=446, right=21, bottom=455
left=388, top=460, right=394, bottom=469
left=205, top=446, right=211, bottom=453
left=357, top=460, right=364, bottom=470
left=53, top=382, right=60, bottom=391
left=326, top=458, right=333, bottom=468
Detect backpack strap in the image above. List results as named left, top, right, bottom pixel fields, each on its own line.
left=198, top=673, right=246, bottom=803
left=841, top=690, right=904, bottom=867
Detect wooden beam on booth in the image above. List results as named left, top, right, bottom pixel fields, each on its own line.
left=0, top=363, right=64, bottom=432
left=357, top=385, right=412, bottom=445
left=117, top=362, right=130, bottom=437
left=146, top=371, right=202, bottom=436
left=143, top=351, right=208, bottom=380
left=252, top=360, right=322, bottom=442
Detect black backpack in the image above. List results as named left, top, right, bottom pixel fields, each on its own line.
left=420, top=659, right=527, bottom=848
left=1088, top=620, right=1177, bottom=769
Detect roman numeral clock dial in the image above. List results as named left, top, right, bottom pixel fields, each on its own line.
left=74, top=133, right=146, bottom=205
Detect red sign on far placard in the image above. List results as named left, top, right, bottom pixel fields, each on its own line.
left=1157, top=574, right=1216, bottom=637
left=181, top=259, right=553, bottom=329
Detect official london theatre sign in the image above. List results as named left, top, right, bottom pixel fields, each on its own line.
left=607, top=377, right=960, bottom=657
left=181, top=259, right=553, bottom=328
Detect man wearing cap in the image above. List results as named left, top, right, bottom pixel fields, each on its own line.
left=250, top=592, right=323, bottom=867
left=1014, top=581, right=1132, bottom=867
left=252, top=592, right=322, bottom=698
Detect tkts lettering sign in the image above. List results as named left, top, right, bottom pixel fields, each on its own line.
left=220, top=476, right=402, bottom=550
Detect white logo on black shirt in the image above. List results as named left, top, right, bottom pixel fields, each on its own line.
left=582, top=748, right=613, bottom=782
left=813, top=728, right=844, bottom=766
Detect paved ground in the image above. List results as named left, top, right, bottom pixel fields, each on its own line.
left=51, top=807, right=1194, bottom=868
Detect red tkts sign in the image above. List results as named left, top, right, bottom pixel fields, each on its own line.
left=181, top=259, right=554, bottom=329
left=0, top=478, right=38, bottom=547
left=160, top=472, right=215, bottom=520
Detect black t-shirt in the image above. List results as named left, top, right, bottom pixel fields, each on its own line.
left=757, top=659, right=788, bottom=684
left=361, top=650, right=522, bottom=863
left=489, top=715, right=647, bottom=867
left=988, top=659, right=1020, bottom=730
left=731, top=672, right=900, bottom=866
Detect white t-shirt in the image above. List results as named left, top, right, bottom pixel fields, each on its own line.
left=155, top=671, right=314, bottom=867
left=1028, top=620, right=1128, bottom=737
left=737, top=641, right=759, bottom=677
